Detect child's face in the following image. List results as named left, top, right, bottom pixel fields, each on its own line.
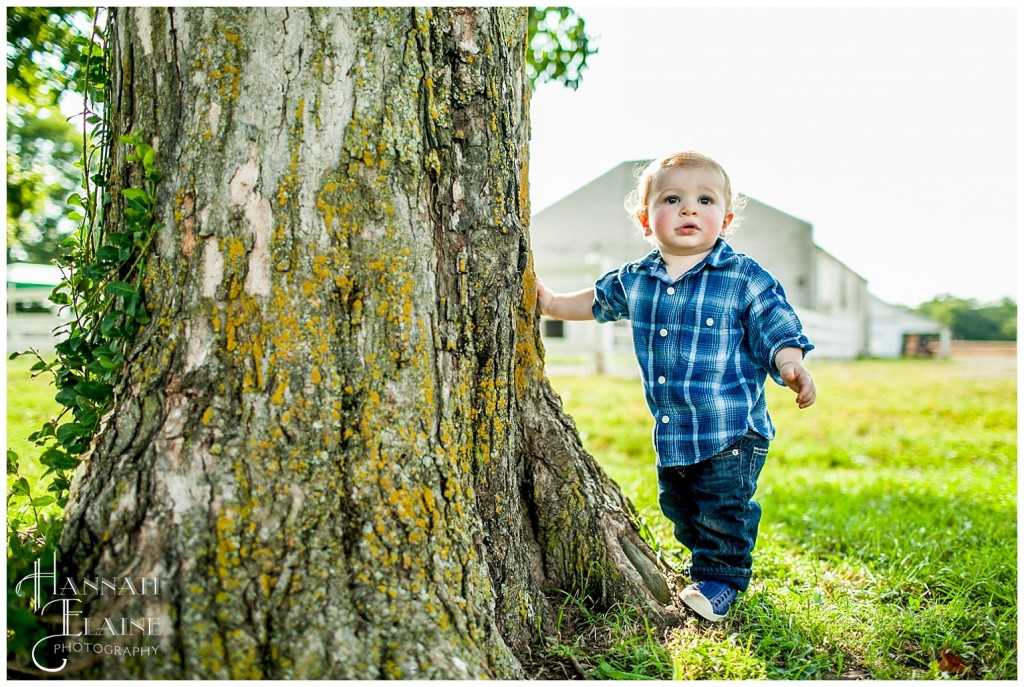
left=638, top=165, right=734, bottom=259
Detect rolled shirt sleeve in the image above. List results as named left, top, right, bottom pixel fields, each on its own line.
left=744, top=271, right=815, bottom=386
left=592, top=267, right=630, bottom=323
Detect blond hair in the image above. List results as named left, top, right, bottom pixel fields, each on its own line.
left=624, top=151, right=746, bottom=238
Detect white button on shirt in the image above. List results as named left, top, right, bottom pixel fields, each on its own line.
left=661, top=415, right=670, bottom=424
left=706, top=317, right=715, bottom=326
left=659, top=328, right=668, bottom=337
left=666, top=287, right=675, bottom=295
left=657, top=376, right=666, bottom=385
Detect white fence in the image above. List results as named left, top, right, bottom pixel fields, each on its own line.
left=6, top=286, right=70, bottom=355
left=6, top=311, right=70, bottom=355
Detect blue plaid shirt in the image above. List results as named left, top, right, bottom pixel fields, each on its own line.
left=592, top=238, right=814, bottom=467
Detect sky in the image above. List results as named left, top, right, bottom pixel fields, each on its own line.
left=527, top=5, right=1019, bottom=308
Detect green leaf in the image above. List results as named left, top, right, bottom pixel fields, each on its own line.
left=48, top=290, right=72, bottom=305
left=101, top=310, right=122, bottom=336
left=83, top=262, right=114, bottom=280
left=108, top=231, right=131, bottom=247
left=122, top=187, right=152, bottom=207
left=92, top=344, right=116, bottom=358
left=96, top=245, right=120, bottom=262
left=29, top=421, right=56, bottom=442
left=31, top=496, right=56, bottom=507
left=40, top=448, right=79, bottom=471
left=105, top=281, right=137, bottom=298
left=98, top=356, right=121, bottom=370
left=123, top=207, right=149, bottom=230
left=11, top=477, right=32, bottom=497
left=50, top=474, right=73, bottom=495
left=56, top=422, right=93, bottom=444
left=55, top=387, right=78, bottom=407
left=74, top=380, right=113, bottom=402
left=86, top=360, right=110, bottom=375
left=125, top=291, right=139, bottom=316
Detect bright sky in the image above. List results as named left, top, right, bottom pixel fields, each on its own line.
left=528, top=5, right=1019, bottom=308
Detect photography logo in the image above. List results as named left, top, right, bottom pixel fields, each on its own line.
left=14, top=554, right=163, bottom=673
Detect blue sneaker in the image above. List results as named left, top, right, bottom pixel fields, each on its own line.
left=679, top=580, right=737, bottom=622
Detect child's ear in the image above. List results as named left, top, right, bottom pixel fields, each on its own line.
left=637, top=210, right=650, bottom=233
left=720, top=213, right=734, bottom=235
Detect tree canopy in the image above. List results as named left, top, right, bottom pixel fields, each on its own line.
left=916, top=295, right=1017, bottom=341
left=526, top=7, right=597, bottom=91
left=5, top=6, right=102, bottom=263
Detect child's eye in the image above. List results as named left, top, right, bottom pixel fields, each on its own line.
left=699, top=196, right=714, bottom=205
left=664, top=195, right=680, bottom=204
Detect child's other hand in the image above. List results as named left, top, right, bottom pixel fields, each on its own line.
left=779, top=362, right=816, bottom=409
left=536, top=277, right=554, bottom=316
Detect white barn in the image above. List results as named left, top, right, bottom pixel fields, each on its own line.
left=530, top=160, right=946, bottom=373
left=868, top=295, right=951, bottom=358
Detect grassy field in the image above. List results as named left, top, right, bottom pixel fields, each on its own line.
left=546, top=356, right=1017, bottom=679
left=6, top=355, right=1017, bottom=678
left=6, top=355, right=68, bottom=524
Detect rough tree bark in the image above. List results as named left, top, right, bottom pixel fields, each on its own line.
left=58, top=7, right=673, bottom=678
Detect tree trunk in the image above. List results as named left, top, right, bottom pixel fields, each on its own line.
left=58, top=7, right=672, bottom=678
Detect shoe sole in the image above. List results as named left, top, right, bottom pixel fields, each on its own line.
left=679, top=589, right=728, bottom=622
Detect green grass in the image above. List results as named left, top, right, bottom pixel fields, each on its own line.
left=546, top=357, right=1017, bottom=679
left=6, top=356, right=1017, bottom=679
left=6, top=354, right=66, bottom=526
left=6, top=355, right=62, bottom=467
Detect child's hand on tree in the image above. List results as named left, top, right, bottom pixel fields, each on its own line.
left=536, top=277, right=554, bottom=316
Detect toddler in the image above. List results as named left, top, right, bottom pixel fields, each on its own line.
left=536, top=151, right=816, bottom=622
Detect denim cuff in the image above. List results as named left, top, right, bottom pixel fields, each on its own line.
left=689, top=564, right=753, bottom=593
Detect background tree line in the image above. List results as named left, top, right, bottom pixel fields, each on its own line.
left=915, top=295, right=1017, bottom=342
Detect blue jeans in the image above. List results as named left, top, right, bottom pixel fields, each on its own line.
left=656, top=431, right=769, bottom=592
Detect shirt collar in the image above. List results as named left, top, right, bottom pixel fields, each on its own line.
left=641, top=238, right=738, bottom=279
left=705, top=238, right=739, bottom=268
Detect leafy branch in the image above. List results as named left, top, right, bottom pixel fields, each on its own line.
left=527, top=7, right=598, bottom=91
left=10, top=134, right=162, bottom=513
